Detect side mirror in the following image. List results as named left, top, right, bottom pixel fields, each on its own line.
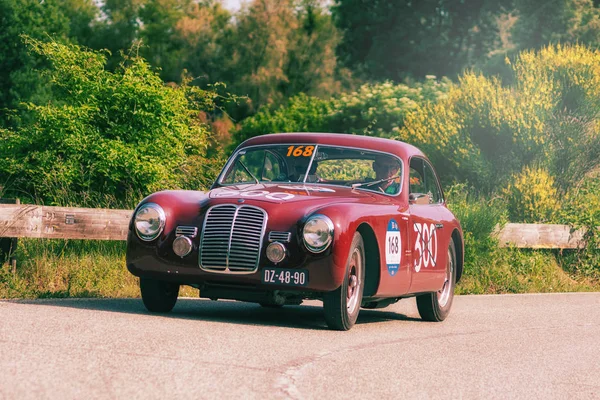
left=409, top=193, right=431, bottom=205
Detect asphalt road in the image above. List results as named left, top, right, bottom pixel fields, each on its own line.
left=1, top=293, right=599, bottom=399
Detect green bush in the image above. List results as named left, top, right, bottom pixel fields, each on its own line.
left=239, top=43, right=600, bottom=193
left=400, top=71, right=551, bottom=190
left=445, top=184, right=507, bottom=265
left=503, top=166, right=559, bottom=223
left=444, top=184, right=598, bottom=294
left=235, top=77, right=453, bottom=148
left=0, top=37, right=218, bottom=207
left=556, top=175, right=600, bottom=277
left=400, top=44, right=600, bottom=191
left=235, top=93, right=334, bottom=148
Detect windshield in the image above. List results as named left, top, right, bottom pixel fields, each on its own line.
left=218, top=144, right=403, bottom=195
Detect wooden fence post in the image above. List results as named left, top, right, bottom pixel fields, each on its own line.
left=0, top=198, right=19, bottom=272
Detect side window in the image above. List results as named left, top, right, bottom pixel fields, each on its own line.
left=409, top=158, right=425, bottom=194
left=409, top=158, right=442, bottom=204
left=422, top=161, right=443, bottom=203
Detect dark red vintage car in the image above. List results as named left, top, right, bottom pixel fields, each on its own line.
left=126, top=133, right=464, bottom=330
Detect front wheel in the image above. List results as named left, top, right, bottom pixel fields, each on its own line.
left=323, top=232, right=365, bottom=331
left=140, top=278, right=180, bottom=313
left=416, top=238, right=457, bottom=322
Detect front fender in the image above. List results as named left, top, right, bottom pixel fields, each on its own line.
left=126, top=190, right=209, bottom=268
left=309, top=204, right=371, bottom=289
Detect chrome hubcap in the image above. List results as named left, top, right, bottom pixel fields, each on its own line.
left=438, top=248, right=454, bottom=308
left=346, top=249, right=361, bottom=313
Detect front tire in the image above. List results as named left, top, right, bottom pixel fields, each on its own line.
left=416, top=238, right=457, bottom=322
left=140, top=278, right=180, bottom=313
left=323, top=232, right=365, bottom=331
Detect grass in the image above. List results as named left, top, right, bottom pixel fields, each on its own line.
left=1, top=238, right=599, bottom=299
left=456, top=247, right=600, bottom=294
left=1, top=183, right=598, bottom=298
left=447, top=184, right=600, bottom=294
left=0, top=239, right=198, bottom=299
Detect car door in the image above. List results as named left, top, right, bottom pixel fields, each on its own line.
left=407, top=157, right=448, bottom=293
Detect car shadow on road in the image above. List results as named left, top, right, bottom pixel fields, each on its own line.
left=11, top=298, right=421, bottom=330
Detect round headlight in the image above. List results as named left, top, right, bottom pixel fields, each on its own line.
left=134, top=203, right=166, bottom=241
left=302, top=214, right=334, bottom=253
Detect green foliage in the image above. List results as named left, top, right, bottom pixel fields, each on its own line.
left=236, top=78, right=452, bottom=147
left=0, top=37, right=217, bottom=207
left=235, top=93, right=334, bottom=147
left=556, top=176, right=600, bottom=277
left=87, top=0, right=144, bottom=71
left=559, top=176, right=600, bottom=230
left=456, top=247, right=596, bottom=295
left=445, top=184, right=597, bottom=295
left=512, top=0, right=600, bottom=52
left=170, top=0, right=233, bottom=86
left=332, top=0, right=511, bottom=80
left=223, top=0, right=342, bottom=116
left=0, top=0, right=69, bottom=126
left=0, top=239, right=198, bottom=298
left=399, top=44, right=600, bottom=192
left=401, top=72, right=548, bottom=190
left=87, top=0, right=343, bottom=119
left=328, top=78, right=453, bottom=137
left=445, top=184, right=507, bottom=266
left=515, top=45, right=600, bottom=190
left=503, top=166, right=559, bottom=223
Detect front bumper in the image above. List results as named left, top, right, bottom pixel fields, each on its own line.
left=126, top=245, right=342, bottom=293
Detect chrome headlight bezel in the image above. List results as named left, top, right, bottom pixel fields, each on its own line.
left=134, top=202, right=166, bottom=242
left=302, top=214, right=334, bottom=253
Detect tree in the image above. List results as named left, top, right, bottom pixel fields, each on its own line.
left=62, top=0, right=100, bottom=47
left=0, top=0, right=98, bottom=128
left=0, top=0, right=69, bottom=126
left=222, top=0, right=343, bottom=116
left=224, top=0, right=299, bottom=111
left=0, top=37, right=218, bottom=207
left=90, top=0, right=144, bottom=70
left=138, top=0, right=191, bottom=83
left=174, top=0, right=233, bottom=85
left=332, top=0, right=512, bottom=81
left=282, top=0, right=342, bottom=99
left=511, top=0, right=600, bottom=51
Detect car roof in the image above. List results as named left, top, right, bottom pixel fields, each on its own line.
left=240, top=132, right=426, bottom=160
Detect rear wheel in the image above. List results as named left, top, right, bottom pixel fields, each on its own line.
left=140, top=278, right=180, bottom=313
left=323, top=232, right=365, bottom=331
left=416, top=238, right=456, bottom=322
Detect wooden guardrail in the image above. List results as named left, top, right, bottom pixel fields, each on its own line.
left=0, top=203, right=594, bottom=249
left=495, top=223, right=589, bottom=249
left=0, top=203, right=132, bottom=241
left=0, top=199, right=20, bottom=272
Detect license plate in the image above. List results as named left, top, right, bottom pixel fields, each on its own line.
left=262, top=268, right=308, bottom=287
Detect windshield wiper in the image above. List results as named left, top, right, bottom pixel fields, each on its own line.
left=237, top=160, right=260, bottom=184
left=351, top=175, right=399, bottom=189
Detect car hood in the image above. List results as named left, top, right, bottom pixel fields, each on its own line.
left=209, top=183, right=375, bottom=205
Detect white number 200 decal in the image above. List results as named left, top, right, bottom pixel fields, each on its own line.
left=413, top=222, right=438, bottom=273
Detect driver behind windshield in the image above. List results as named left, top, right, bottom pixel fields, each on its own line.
left=372, top=156, right=401, bottom=194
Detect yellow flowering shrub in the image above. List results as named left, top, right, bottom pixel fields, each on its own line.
left=400, top=44, right=600, bottom=193
left=503, top=166, right=559, bottom=223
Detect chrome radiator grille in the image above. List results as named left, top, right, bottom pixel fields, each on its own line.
left=199, top=204, right=267, bottom=273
